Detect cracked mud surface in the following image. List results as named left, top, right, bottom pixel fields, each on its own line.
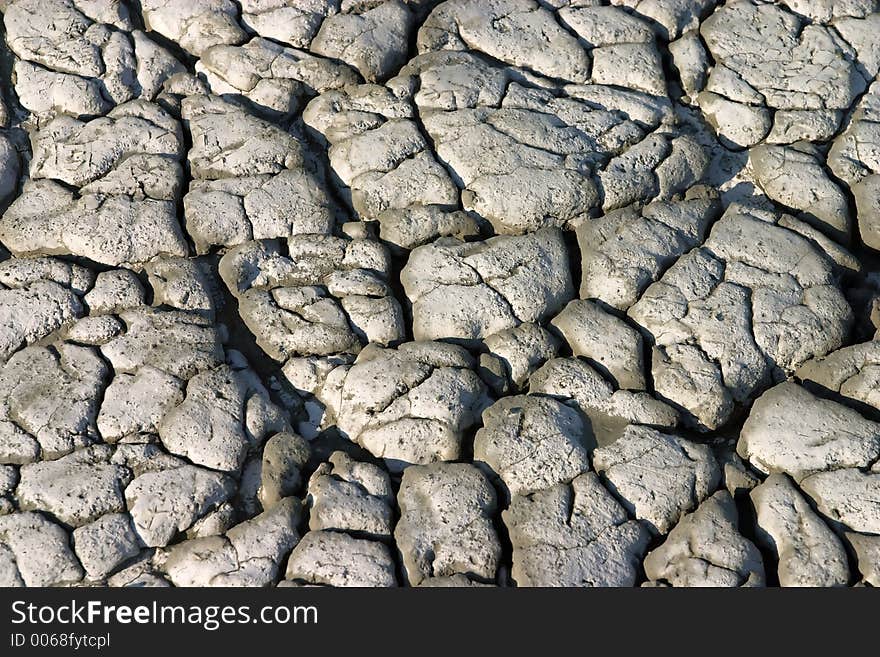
left=0, top=0, right=879, bottom=588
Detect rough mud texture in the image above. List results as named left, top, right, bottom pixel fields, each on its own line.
left=1, top=0, right=878, bottom=588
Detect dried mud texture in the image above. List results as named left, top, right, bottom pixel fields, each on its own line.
left=0, top=0, right=879, bottom=588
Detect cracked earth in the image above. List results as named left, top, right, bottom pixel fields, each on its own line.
left=0, top=0, right=879, bottom=588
